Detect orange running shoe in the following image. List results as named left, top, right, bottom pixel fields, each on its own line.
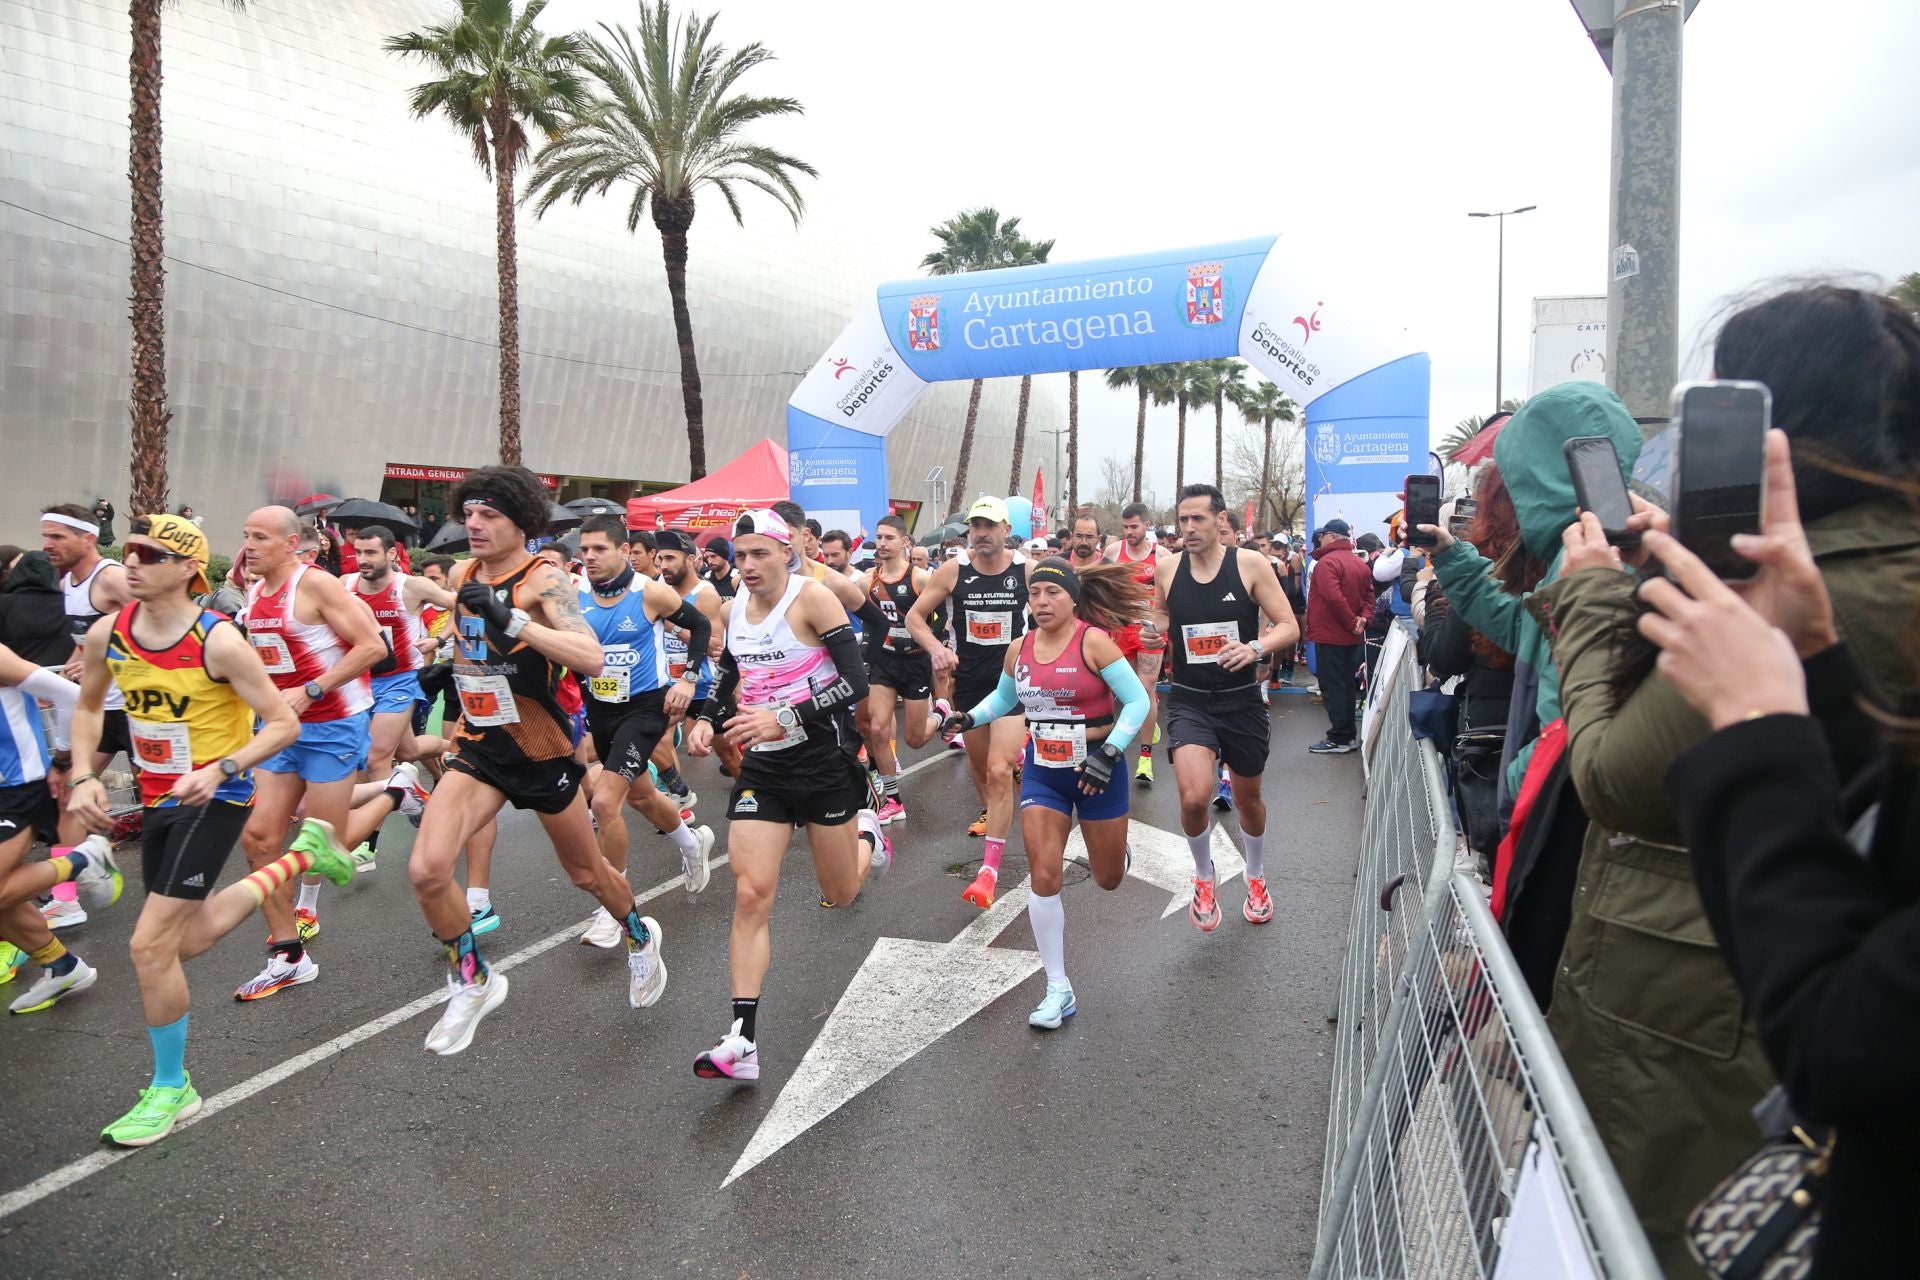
left=966, top=809, right=988, bottom=837
left=962, top=867, right=998, bottom=910
left=1243, top=877, right=1274, bottom=924
left=1189, top=877, right=1221, bottom=932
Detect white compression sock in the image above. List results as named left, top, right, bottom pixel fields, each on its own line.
left=1027, top=892, right=1067, bottom=984
left=294, top=879, right=321, bottom=912
left=1186, top=830, right=1215, bottom=879
left=1240, top=829, right=1265, bottom=880
left=667, top=821, right=699, bottom=854
left=466, top=887, right=490, bottom=911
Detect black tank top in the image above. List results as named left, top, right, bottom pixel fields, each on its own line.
left=450, top=558, right=573, bottom=763
left=869, top=564, right=922, bottom=655
left=1166, top=548, right=1259, bottom=695
left=951, top=555, right=1025, bottom=678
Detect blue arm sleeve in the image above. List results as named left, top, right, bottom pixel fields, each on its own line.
left=1100, top=658, right=1150, bottom=754
left=964, top=671, right=1021, bottom=727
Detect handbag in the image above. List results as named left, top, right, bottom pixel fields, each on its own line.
left=1686, top=1120, right=1832, bottom=1280
left=1407, top=687, right=1459, bottom=752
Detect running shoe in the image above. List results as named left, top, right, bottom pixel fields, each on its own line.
left=653, top=805, right=697, bottom=835
left=470, top=904, right=501, bottom=936
left=348, top=843, right=376, bottom=874
left=290, top=818, right=357, bottom=886
left=966, top=809, right=988, bottom=838
left=1134, top=753, right=1153, bottom=785
left=962, top=867, right=997, bottom=910
left=0, top=940, right=22, bottom=983
left=70, top=845, right=124, bottom=910
left=626, top=916, right=666, bottom=1009
left=946, top=736, right=966, bottom=752
left=683, top=825, right=715, bottom=894
left=579, top=905, right=622, bottom=949
left=874, top=796, right=906, bottom=826
left=1028, top=980, right=1077, bottom=1030
left=8, top=958, right=97, bottom=1014
left=40, top=897, right=87, bottom=930
left=424, top=972, right=508, bottom=1056
left=101, top=1076, right=203, bottom=1147
left=1307, top=738, right=1358, bottom=755
left=668, top=784, right=697, bottom=812
left=694, top=1018, right=760, bottom=1082
left=388, top=761, right=430, bottom=826
left=233, top=950, right=317, bottom=1001
left=294, top=907, right=320, bottom=944
left=1190, top=877, right=1222, bottom=933
left=1214, top=775, right=1233, bottom=812
left=858, top=808, right=892, bottom=875
left=932, top=697, right=954, bottom=724
left=1243, top=876, right=1274, bottom=925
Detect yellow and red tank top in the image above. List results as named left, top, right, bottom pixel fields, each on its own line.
left=106, top=604, right=256, bottom=807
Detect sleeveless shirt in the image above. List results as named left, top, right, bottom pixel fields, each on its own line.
left=242, top=565, right=373, bottom=722
left=107, top=604, right=255, bottom=806
left=1165, top=549, right=1260, bottom=695
left=450, top=558, right=573, bottom=762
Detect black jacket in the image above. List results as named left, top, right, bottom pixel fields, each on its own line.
left=1668, top=644, right=1918, bottom=1279
left=0, top=551, right=75, bottom=665
left=1418, top=587, right=1514, bottom=732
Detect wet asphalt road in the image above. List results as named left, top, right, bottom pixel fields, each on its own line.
left=0, top=691, right=1364, bottom=1279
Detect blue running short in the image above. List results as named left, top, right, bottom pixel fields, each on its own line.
left=370, top=671, right=423, bottom=715
left=258, top=711, right=372, bottom=783
left=1017, top=741, right=1129, bottom=822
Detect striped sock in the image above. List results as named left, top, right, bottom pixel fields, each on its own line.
left=28, top=938, right=75, bottom=977
left=238, top=847, right=318, bottom=908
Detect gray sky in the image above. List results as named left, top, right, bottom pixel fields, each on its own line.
left=542, top=0, right=1920, bottom=497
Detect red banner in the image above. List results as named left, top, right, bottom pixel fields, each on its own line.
left=1032, top=466, right=1048, bottom=536
left=384, top=462, right=559, bottom=490
left=1243, top=496, right=1256, bottom=533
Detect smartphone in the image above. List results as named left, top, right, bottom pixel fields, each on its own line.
left=1563, top=436, right=1641, bottom=549
left=1448, top=496, right=1478, bottom=540
left=1671, top=380, right=1771, bottom=581
left=1404, top=474, right=1442, bottom=548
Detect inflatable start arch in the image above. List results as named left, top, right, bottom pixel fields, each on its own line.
left=786, top=234, right=1429, bottom=541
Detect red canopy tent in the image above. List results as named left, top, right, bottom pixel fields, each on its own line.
left=626, top=438, right=789, bottom=537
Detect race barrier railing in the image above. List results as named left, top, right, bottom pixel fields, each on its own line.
left=1312, top=633, right=1660, bottom=1279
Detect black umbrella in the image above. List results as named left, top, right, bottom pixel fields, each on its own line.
left=918, top=520, right=966, bottom=547
left=563, top=497, right=623, bottom=518
left=327, top=498, right=419, bottom=534
left=426, top=522, right=468, bottom=553
left=545, top=502, right=583, bottom=533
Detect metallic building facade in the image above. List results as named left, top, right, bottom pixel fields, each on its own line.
left=0, top=0, right=1054, bottom=545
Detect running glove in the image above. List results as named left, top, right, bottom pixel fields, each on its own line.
left=1079, top=742, right=1124, bottom=792
left=457, top=580, right=517, bottom=647
left=939, top=711, right=974, bottom=736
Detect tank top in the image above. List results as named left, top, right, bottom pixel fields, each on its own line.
left=353, top=576, right=425, bottom=675
left=107, top=604, right=256, bottom=807
left=450, top=557, right=573, bottom=762
left=580, top=579, right=669, bottom=707
left=726, top=575, right=846, bottom=758
left=1015, top=621, right=1115, bottom=770
left=661, top=579, right=714, bottom=697
left=0, top=686, right=51, bottom=787
left=869, top=562, right=923, bottom=655
left=1113, top=538, right=1160, bottom=587
left=1165, top=549, right=1260, bottom=695
left=951, top=555, right=1026, bottom=677
left=65, top=559, right=125, bottom=711
left=242, top=565, right=373, bottom=722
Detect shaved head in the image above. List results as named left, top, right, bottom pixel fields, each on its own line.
left=250, top=505, right=300, bottom=538
left=243, top=505, right=304, bottom=581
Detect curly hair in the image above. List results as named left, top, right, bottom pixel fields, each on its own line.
left=452, top=465, right=551, bottom=541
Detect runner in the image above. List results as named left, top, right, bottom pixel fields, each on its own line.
left=1066, top=511, right=1104, bottom=572
left=62, top=515, right=355, bottom=1143
left=856, top=515, right=950, bottom=824
left=1152, top=484, right=1300, bottom=931
left=939, top=560, right=1149, bottom=1028
left=412, top=467, right=666, bottom=1056
left=907, top=497, right=1028, bottom=907
left=1105, top=502, right=1174, bottom=787
left=41, top=503, right=133, bottom=775
left=573, top=515, right=715, bottom=950
left=685, top=509, right=885, bottom=1082
left=818, top=530, right=855, bottom=577
left=650, top=529, right=727, bottom=807
left=232, top=507, right=384, bottom=998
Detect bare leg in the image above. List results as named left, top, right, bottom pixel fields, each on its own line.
left=409, top=769, right=506, bottom=940
left=241, top=770, right=307, bottom=942
left=538, top=790, right=639, bottom=918
left=807, top=817, right=868, bottom=908
left=724, top=820, right=789, bottom=998
left=464, top=819, right=497, bottom=893
left=589, top=766, right=631, bottom=878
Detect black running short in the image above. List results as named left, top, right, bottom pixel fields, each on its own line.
left=98, top=709, right=133, bottom=764
left=142, top=800, right=250, bottom=900
left=585, top=689, right=671, bottom=783
left=445, top=748, right=588, bottom=815
left=0, top=780, right=57, bottom=846
left=868, top=648, right=933, bottom=702
left=1165, top=685, right=1271, bottom=778
left=954, top=665, right=1012, bottom=721
left=728, top=753, right=865, bottom=828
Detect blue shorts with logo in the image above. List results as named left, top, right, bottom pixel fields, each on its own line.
left=258, top=711, right=372, bottom=784
left=370, top=671, right=422, bottom=715
left=1018, top=742, right=1130, bottom=822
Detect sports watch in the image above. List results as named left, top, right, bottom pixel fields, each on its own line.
left=774, top=706, right=800, bottom=734
left=303, top=681, right=325, bottom=701
left=218, top=757, right=241, bottom=780
left=504, top=607, right=532, bottom=639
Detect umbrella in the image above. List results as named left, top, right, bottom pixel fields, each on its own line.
left=327, top=498, right=419, bottom=534
left=563, top=497, right=623, bottom=518
left=917, top=520, right=966, bottom=547
left=426, top=522, right=468, bottom=553
left=292, top=493, right=341, bottom=515
left=1450, top=412, right=1513, bottom=467
left=545, top=502, right=583, bottom=533
left=555, top=530, right=582, bottom=560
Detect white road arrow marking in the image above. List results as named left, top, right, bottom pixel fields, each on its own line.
left=722, top=879, right=1041, bottom=1187
left=1066, top=819, right=1245, bottom=919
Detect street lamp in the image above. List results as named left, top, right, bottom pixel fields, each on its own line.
left=1468, top=205, right=1536, bottom=407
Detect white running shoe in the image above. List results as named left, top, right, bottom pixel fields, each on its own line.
left=857, top=807, right=892, bottom=875
left=682, top=826, right=715, bottom=894
left=626, top=916, right=666, bottom=1009
left=387, top=762, right=430, bottom=826
left=233, top=950, right=318, bottom=1002
left=349, top=843, right=376, bottom=874
left=694, top=1018, right=760, bottom=1081
left=578, top=905, right=623, bottom=949
left=8, top=958, right=98, bottom=1014
left=40, top=898, right=88, bottom=930
left=73, top=845, right=124, bottom=910
left=424, top=972, right=509, bottom=1056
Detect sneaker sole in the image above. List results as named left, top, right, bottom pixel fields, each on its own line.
left=427, top=973, right=509, bottom=1057
left=1243, top=903, right=1274, bottom=925
left=233, top=965, right=317, bottom=1002
left=44, top=911, right=89, bottom=931
left=878, top=809, right=905, bottom=826
left=1190, top=905, right=1222, bottom=933
left=103, top=1094, right=203, bottom=1148
left=9, top=965, right=100, bottom=1015
left=579, top=924, right=622, bottom=949
left=1028, top=1000, right=1077, bottom=1030
left=694, top=1056, right=760, bottom=1081
left=470, top=914, right=501, bottom=937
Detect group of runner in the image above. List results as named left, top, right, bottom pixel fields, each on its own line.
left=0, top=471, right=1300, bottom=1144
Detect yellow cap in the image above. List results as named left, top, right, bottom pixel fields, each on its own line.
left=130, top=513, right=213, bottom=593
left=966, top=496, right=1009, bottom=525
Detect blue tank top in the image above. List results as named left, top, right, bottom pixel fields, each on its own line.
left=0, top=686, right=51, bottom=787
left=579, top=583, right=668, bottom=705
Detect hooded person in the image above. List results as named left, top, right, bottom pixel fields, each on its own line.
left=0, top=550, right=77, bottom=667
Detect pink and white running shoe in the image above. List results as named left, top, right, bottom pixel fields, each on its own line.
left=694, top=1019, right=759, bottom=1081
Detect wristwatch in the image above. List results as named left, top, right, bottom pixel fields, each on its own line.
left=504, top=607, right=532, bottom=639
left=218, top=757, right=241, bottom=780
left=774, top=706, right=799, bottom=734
left=303, top=680, right=325, bottom=701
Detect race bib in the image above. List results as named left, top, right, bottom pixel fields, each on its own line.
left=748, top=711, right=808, bottom=753
left=130, top=718, right=192, bottom=775
left=455, top=673, right=519, bottom=726
left=586, top=668, right=630, bottom=703
left=1181, top=621, right=1239, bottom=664
left=1031, top=721, right=1087, bottom=768
left=966, top=610, right=1013, bottom=646
left=250, top=631, right=294, bottom=675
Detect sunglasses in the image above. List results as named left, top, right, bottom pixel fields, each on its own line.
left=123, top=543, right=189, bottom=568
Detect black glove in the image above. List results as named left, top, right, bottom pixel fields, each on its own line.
left=417, top=661, right=454, bottom=702
left=939, top=710, right=973, bottom=737
left=1079, top=742, right=1124, bottom=792
left=457, top=581, right=519, bottom=650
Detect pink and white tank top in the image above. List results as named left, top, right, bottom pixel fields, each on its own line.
left=244, top=565, right=372, bottom=722
left=727, top=575, right=834, bottom=753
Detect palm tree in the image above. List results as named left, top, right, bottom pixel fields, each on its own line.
left=1440, top=396, right=1526, bottom=460
left=1066, top=369, right=1080, bottom=514
left=1228, top=378, right=1298, bottom=528
left=525, top=4, right=814, bottom=479
left=1103, top=365, right=1158, bottom=503
left=1895, top=271, right=1920, bottom=317
left=1003, top=234, right=1054, bottom=492
left=1153, top=363, right=1200, bottom=498
left=920, top=208, right=1048, bottom=503
left=125, top=0, right=247, bottom=517
left=387, top=0, right=590, bottom=467
left=1189, top=357, right=1245, bottom=492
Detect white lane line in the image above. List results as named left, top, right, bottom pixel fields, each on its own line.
left=0, top=861, right=712, bottom=1224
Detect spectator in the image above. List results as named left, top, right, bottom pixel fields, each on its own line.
left=1303, top=518, right=1372, bottom=753
left=176, top=503, right=202, bottom=527
left=701, top=537, right=737, bottom=599
left=91, top=497, right=115, bottom=546
left=0, top=546, right=22, bottom=587
left=0, top=549, right=75, bottom=666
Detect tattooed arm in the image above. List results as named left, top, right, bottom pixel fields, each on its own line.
left=517, top=561, right=606, bottom=676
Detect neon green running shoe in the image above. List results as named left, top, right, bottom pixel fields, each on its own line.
left=0, top=941, right=22, bottom=984
left=101, top=1076, right=203, bottom=1147
left=291, top=819, right=356, bottom=887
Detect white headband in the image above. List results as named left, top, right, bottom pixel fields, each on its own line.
left=40, top=512, right=97, bottom=536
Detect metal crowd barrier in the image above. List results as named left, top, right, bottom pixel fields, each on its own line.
left=1311, top=633, right=1659, bottom=1279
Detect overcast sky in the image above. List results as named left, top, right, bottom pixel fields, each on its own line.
left=542, top=0, right=1920, bottom=495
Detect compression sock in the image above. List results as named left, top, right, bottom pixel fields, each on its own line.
left=1186, top=830, right=1216, bottom=879
left=364, top=828, right=381, bottom=853
left=732, top=997, right=759, bottom=1042
left=622, top=909, right=652, bottom=948
left=439, top=929, right=488, bottom=984
left=294, top=879, right=321, bottom=913
left=239, top=847, right=319, bottom=908
left=656, top=764, right=684, bottom=793
left=882, top=773, right=900, bottom=798
left=148, top=1013, right=189, bottom=1089
left=28, top=939, right=76, bottom=977
left=1240, top=829, right=1266, bottom=880
left=982, top=837, right=1006, bottom=875
left=1027, top=892, right=1067, bottom=984
left=666, top=821, right=699, bottom=854
left=466, top=887, right=491, bottom=912
left=269, top=937, right=304, bottom=964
